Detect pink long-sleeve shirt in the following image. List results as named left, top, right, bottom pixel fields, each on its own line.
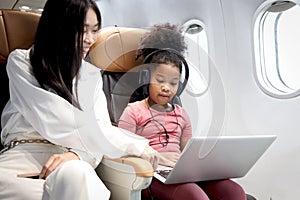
left=118, top=101, right=192, bottom=153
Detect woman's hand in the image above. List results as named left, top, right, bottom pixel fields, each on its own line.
left=159, top=152, right=180, bottom=167
left=40, top=151, right=79, bottom=179
left=140, top=145, right=160, bottom=170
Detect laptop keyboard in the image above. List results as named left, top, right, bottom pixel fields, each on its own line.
left=156, top=169, right=172, bottom=179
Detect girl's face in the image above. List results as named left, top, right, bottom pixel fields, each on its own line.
left=82, top=8, right=100, bottom=58
left=148, top=63, right=180, bottom=107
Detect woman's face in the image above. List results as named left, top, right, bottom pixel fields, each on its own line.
left=148, top=63, right=180, bottom=107
left=82, top=8, right=100, bottom=58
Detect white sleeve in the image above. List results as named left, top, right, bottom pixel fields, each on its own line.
left=7, top=50, right=148, bottom=159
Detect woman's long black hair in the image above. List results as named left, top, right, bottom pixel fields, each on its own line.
left=30, top=0, right=101, bottom=109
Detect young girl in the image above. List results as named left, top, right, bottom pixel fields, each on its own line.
left=118, top=23, right=246, bottom=200
left=0, top=0, right=158, bottom=199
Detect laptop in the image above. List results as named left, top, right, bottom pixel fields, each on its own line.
left=154, top=135, right=276, bottom=184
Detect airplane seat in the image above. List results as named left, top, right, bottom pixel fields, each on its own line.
left=0, top=10, right=154, bottom=200
left=0, top=9, right=40, bottom=150
left=89, top=26, right=149, bottom=126
left=89, top=26, right=157, bottom=200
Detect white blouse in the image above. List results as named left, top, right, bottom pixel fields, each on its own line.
left=1, top=49, right=148, bottom=167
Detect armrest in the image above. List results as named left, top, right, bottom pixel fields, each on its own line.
left=95, top=156, right=153, bottom=200
left=107, top=156, right=154, bottom=177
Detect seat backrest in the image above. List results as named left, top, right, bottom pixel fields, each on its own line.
left=0, top=10, right=40, bottom=149
left=0, top=9, right=40, bottom=116
left=89, top=26, right=148, bottom=126
left=89, top=26, right=182, bottom=126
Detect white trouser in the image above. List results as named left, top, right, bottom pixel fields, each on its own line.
left=0, top=143, right=110, bottom=200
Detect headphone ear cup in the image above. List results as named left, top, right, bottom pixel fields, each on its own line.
left=139, top=69, right=150, bottom=85
left=176, top=81, right=183, bottom=96
left=139, top=69, right=150, bottom=97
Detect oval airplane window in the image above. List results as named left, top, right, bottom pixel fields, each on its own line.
left=254, top=1, right=300, bottom=98
left=181, top=19, right=227, bottom=159
left=182, top=19, right=210, bottom=97
left=181, top=20, right=226, bottom=139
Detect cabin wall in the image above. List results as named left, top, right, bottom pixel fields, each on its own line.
left=97, top=0, right=300, bottom=199
left=220, top=0, right=300, bottom=199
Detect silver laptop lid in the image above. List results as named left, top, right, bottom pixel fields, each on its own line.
left=161, top=135, right=276, bottom=184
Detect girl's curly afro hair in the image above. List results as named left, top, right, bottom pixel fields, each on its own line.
left=136, top=23, right=187, bottom=60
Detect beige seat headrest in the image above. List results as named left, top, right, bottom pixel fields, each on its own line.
left=0, top=10, right=40, bottom=64
left=89, top=26, right=148, bottom=72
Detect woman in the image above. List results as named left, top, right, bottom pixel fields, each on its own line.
left=0, top=0, right=158, bottom=199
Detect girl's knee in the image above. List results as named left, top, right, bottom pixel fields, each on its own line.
left=146, top=179, right=209, bottom=200
left=201, top=179, right=246, bottom=200
left=172, top=183, right=210, bottom=200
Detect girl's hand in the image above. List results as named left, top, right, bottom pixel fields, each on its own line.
left=159, top=152, right=180, bottom=167
left=40, top=151, right=79, bottom=179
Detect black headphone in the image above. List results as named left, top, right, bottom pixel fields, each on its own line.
left=140, top=118, right=170, bottom=147
left=139, top=48, right=189, bottom=96
left=138, top=108, right=183, bottom=147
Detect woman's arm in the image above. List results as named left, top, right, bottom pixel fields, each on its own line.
left=6, top=50, right=148, bottom=159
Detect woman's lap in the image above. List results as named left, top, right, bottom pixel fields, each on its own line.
left=0, top=146, right=54, bottom=200
left=0, top=144, right=110, bottom=200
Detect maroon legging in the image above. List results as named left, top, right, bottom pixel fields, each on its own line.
left=142, top=178, right=246, bottom=200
